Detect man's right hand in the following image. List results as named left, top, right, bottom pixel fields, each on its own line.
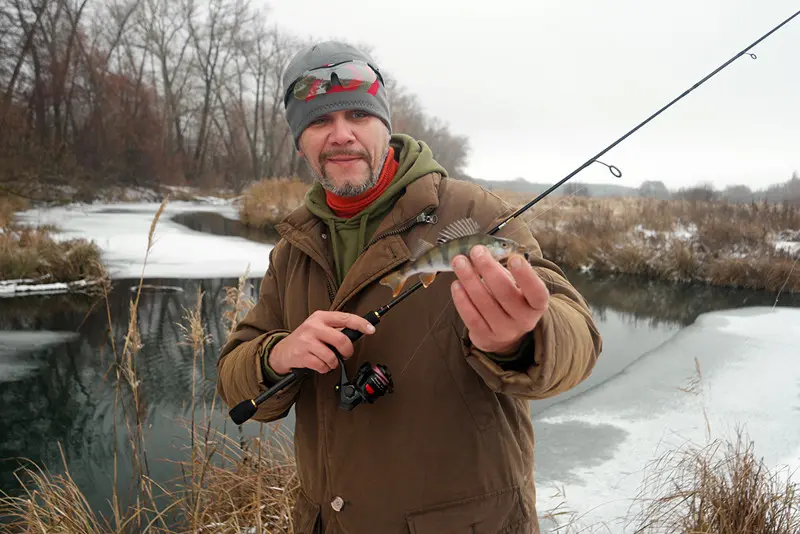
left=268, top=311, right=377, bottom=375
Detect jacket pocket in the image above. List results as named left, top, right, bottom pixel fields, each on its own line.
left=291, top=488, right=321, bottom=534
left=433, top=324, right=498, bottom=431
left=405, top=485, right=531, bottom=534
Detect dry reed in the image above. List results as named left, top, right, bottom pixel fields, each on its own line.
left=632, top=429, right=800, bottom=533
left=238, top=178, right=309, bottom=229
left=499, top=193, right=800, bottom=293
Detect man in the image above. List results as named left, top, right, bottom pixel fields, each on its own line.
left=216, top=41, right=602, bottom=534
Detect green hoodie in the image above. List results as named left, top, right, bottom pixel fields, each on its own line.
left=305, top=133, right=447, bottom=285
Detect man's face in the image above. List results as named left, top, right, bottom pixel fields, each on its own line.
left=298, top=110, right=390, bottom=197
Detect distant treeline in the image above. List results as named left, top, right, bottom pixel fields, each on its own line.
left=665, top=173, right=800, bottom=206
left=468, top=173, right=800, bottom=207
left=0, top=0, right=470, bottom=202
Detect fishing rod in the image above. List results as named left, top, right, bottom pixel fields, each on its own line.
left=229, top=8, right=800, bottom=425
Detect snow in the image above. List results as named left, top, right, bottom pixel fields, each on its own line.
left=14, top=200, right=274, bottom=280
left=0, top=277, right=102, bottom=297
left=534, top=306, right=800, bottom=532
left=633, top=223, right=697, bottom=242
left=776, top=240, right=800, bottom=256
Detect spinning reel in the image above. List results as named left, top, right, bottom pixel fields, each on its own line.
left=229, top=309, right=395, bottom=424
left=335, top=359, right=393, bottom=411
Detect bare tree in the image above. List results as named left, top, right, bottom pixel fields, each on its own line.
left=138, top=0, right=193, bottom=161
left=0, top=0, right=473, bottom=199
left=184, top=0, right=247, bottom=184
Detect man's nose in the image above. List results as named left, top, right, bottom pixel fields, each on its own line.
left=329, top=116, right=356, bottom=145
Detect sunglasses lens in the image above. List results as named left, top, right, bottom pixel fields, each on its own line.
left=292, top=61, right=379, bottom=102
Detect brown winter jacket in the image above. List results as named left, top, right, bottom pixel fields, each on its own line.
left=216, top=160, right=603, bottom=533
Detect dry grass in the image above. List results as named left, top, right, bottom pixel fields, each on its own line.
left=632, top=429, right=800, bottom=533
left=0, top=196, right=28, bottom=227
left=496, top=193, right=800, bottom=293
left=0, top=229, right=106, bottom=282
left=1, top=196, right=108, bottom=288
left=238, top=178, right=309, bottom=229
left=2, top=194, right=108, bottom=289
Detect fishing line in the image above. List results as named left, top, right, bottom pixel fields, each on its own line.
left=228, top=8, right=800, bottom=424
left=773, top=253, right=799, bottom=309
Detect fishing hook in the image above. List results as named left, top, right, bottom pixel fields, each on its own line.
left=228, top=8, right=800, bottom=425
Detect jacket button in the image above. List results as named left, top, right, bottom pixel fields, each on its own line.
left=331, top=496, right=344, bottom=512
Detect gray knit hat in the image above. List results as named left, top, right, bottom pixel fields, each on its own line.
left=282, top=41, right=392, bottom=148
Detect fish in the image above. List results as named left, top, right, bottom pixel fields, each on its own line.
left=379, top=217, right=528, bottom=297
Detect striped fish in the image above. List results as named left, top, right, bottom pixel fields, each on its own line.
left=379, top=217, right=527, bottom=297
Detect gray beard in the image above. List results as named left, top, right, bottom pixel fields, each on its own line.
left=311, top=145, right=390, bottom=197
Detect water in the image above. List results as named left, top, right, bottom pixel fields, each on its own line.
left=2, top=211, right=799, bottom=521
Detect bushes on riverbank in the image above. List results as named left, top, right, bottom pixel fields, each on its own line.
left=236, top=178, right=800, bottom=293
left=508, top=193, right=800, bottom=293
left=238, top=178, right=308, bottom=229
left=0, top=197, right=108, bottom=289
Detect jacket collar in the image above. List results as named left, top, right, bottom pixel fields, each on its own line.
left=275, top=172, right=443, bottom=308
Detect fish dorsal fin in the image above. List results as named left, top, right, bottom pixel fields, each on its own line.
left=436, top=217, right=480, bottom=245
left=410, top=238, right=435, bottom=260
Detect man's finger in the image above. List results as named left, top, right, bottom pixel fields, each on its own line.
left=316, top=327, right=355, bottom=359
left=309, top=342, right=339, bottom=372
left=452, top=252, right=511, bottom=332
left=470, top=249, right=530, bottom=319
left=319, top=311, right=377, bottom=335
left=508, top=256, right=550, bottom=312
left=451, top=281, right=491, bottom=339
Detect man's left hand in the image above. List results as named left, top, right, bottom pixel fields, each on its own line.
left=450, top=245, right=550, bottom=356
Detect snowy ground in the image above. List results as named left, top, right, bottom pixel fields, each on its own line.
left=534, top=305, right=800, bottom=532
left=14, top=200, right=273, bottom=281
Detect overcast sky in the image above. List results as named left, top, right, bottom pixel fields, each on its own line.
left=265, top=0, right=800, bottom=191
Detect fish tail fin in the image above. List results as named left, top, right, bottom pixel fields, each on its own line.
left=380, top=271, right=408, bottom=297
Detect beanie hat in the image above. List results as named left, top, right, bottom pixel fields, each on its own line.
left=282, top=41, right=392, bottom=148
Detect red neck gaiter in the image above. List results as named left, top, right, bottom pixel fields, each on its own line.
left=325, top=147, right=399, bottom=218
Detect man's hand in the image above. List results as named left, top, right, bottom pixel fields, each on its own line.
left=450, top=245, right=550, bottom=355
left=268, top=311, right=376, bottom=375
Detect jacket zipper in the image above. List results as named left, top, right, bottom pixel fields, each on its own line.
left=326, top=278, right=336, bottom=302
left=359, top=207, right=438, bottom=255
left=322, top=207, right=437, bottom=306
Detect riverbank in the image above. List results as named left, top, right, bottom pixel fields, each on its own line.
left=1, top=197, right=108, bottom=297
left=237, top=178, right=800, bottom=293
left=9, top=199, right=273, bottom=281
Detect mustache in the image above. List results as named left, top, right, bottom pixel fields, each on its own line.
left=320, top=149, right=370, bottom=164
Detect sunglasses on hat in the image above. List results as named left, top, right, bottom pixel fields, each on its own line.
left=284, top=60, right=383, bottom=106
